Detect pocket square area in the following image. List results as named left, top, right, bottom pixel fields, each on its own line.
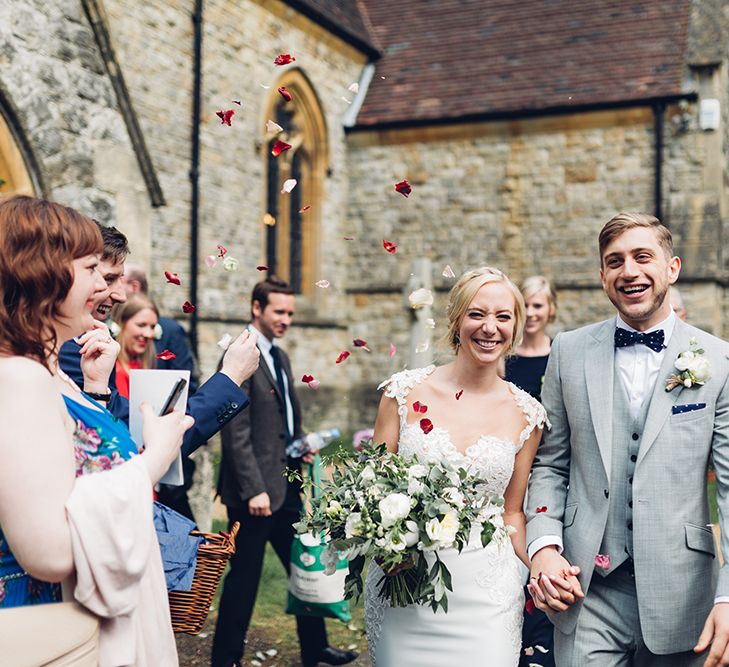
left=672, top=403, right=707, bottom=415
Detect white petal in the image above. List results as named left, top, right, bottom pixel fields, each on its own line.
left=409, top=288, right=434, bottom=309
left=205, top=255, right=216, bottom=268
left=315, top=279, right=330, bottom=289
left=348, top=82, right=359, bottom=93
left=281, top=178, right=297, bottom=193
left=217, top=333, right=233, bottom=350
left=442, top=264, right=456, bottom=278
left=416, top=341, right=429, bottom=353
left=265, top=119, right=283, bottom=133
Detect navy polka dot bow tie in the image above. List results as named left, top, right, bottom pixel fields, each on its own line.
left=614, top=328, right=665, bottom=353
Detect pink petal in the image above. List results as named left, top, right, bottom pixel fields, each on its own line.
left=205, top=255, right=217, bottom=268
left=389, top=343, right=396, bottom=358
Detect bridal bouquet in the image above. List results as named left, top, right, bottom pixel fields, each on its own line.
left=292, top=441, right=508, bottom=613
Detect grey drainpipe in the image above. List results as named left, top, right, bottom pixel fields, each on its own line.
left=189, top=0, right=203, bottom=358
left=653, top=101, right=665, bottom=222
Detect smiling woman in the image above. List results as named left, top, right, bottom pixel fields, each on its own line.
left=111, top=293, right=160, bottom=397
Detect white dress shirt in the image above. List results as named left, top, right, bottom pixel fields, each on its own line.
left=527, top=312, right=675, bottom=560
left=249, top=324, right=294, bottom=439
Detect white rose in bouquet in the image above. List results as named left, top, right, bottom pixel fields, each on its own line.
left=408, top=464, right=428, bottom=479
left=407, top=478, right=425, bottom=495
left=402, top=520, right=420, bottom=547
left=379, top=492, right=412, bottom=528
left=439, top=510, right=460, bottom=546
left=442, top=487, right=464, bottom=507
left=345, top=512, right=364, bottom=538
left=425, top=517, right=442, bottom=543
left=361, top=465, right=377, bottom=483
left=325, top=500, right=342, bottom=518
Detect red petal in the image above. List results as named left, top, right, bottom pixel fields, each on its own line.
left=383, top=239, right=397, bottom=253
left=217, top=244, right=228, bottom=258
left=352, top=338, right=370, bottom=351
left=394, top=179, right=412, bottom=197
left=216, top=109, right=235, bottom=126
left=271, top=140, right=292, bottom=157
left=274, top=54, right=296, bottom=66
left=344, top=236, right=355, bottom=241
left=256, top=265, right=269, bottom=271
left=156, top=349, right=177, bottom=361
left=335, top=351, right=350, bottom=364
left=455, top=389, right=464, bottom=400
left=413, top=401, right=428, bottom=414
left=525, top=599, right=535, bottom=616
left=299, top=205, right=311, bottom=213
left=301, top=374, right=314, bottom=383
left=419, top=418, right=433, bottom=435
left=182, top=301, right=196, bottom=314
left=277, top=86, right=293, bottom=102
left=535, top=506, right=547, bottom=513
left=164, top=271, right=181, bottom=285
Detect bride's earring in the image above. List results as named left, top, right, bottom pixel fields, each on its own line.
left=454, top=333, right=461, bottom=347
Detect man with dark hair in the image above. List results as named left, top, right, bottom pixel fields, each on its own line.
left=212, top=277, right=357, bottom=667
left=59, top=223, right=259, bottom=457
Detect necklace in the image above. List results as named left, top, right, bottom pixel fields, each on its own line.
left=56, top=368, right=82, bottom=393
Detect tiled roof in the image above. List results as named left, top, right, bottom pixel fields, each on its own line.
left=354, top=0, right=691, bottom=129
left=281, top=0, right=380, bottom=57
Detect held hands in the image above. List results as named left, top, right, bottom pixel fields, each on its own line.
left=139, top=402, right=194, bottom=485
left=78, top=321, right=120, bottom=392
left=221, top=330, right=260, bottom=386
left=695, top=603, right=729, bottom=666
left=528, top=546, right=584, bottom=613
left=248, top=492, right=272, bottom=517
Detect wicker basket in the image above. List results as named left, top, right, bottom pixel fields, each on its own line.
left=169, top=521, right=240, bottom=635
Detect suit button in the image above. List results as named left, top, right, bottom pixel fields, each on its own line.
left=631, top=433, right=639, bottom=441
left=630, top=454, right=637, bottom=462
left=627, top=522, right=633, bottom=530
left=231, top=402, right=238, bottom=409
left=628, top=500, right=633, bottom=508
left=628, top=476, right=633, bottom=484
left=604, top=489, right=609, bottom=499
left=279, top=433, right=285, bottom=439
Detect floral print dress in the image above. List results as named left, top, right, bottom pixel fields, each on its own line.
left=0, top=394, right=138, bottom=608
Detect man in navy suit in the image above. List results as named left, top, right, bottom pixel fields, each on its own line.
left=59, top=224, right=259, bottom=459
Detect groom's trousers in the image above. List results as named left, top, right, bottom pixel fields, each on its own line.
left=553, top=561, right=705, bottom=666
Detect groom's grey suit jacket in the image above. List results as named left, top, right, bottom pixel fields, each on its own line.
left=527, top=316, right=729, bottom=654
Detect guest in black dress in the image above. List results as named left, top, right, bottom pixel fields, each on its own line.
left=505, top=275, right=557, bottom=667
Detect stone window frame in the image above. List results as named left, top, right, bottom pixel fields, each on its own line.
left=262, top=69, right=328, bottom=299
left=0, top=98, right=40, bottom=197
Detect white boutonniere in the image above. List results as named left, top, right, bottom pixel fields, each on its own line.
left=154, top=323, right=163, bottom=340
left=107, top=320, right=121, bottom=338
left=666, top=337, right=711, bottom=391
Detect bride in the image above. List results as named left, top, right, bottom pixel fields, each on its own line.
left=365, top=267, right=548, bottom=666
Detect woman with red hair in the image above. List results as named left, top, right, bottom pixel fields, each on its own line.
left=0, top=195, right=192, bottom=664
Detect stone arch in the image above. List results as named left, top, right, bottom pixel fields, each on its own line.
left=262, top=68, right=328, bottom=296
left=0, top=88, right=45, bottom=197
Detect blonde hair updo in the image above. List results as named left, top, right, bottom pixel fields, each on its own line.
left=444, top=267, right=526, bottom=355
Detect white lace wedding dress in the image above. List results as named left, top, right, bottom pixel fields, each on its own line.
left=364, top=366, right=547, bottom=667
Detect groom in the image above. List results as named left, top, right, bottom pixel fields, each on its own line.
left=527, top=212, right=729, bottom=666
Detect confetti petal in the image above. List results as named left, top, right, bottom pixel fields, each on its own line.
left=263, top=213, right=276, bottom=226
left=335, top=351, right=350, bottom=364
left=274, top=53, right=296, bottom=66
left=217, top=333, right=233, bottom=350
left=266, top=119, right=283, bottom=134
left=442, top=264, right=456, bottom=279
left=205, top=255, right=217, bottom=268
left=223, top=256, right=239, bottom=272
left=525, top=599, right=535, bottom=615
left=389, top=343, right=396, bottom=357
left=383, top=239, right=397, bottom=253
left=455, top=389, right=463, bottom=400
left=217, top=244, right=228, bottom=258
left=301, top=374, right=315, bottom=383
left=415, top=341, right=429, bottom=353
left=535, top=506, right=547, bottom=513
left=164, top=271, right=181, bottom=285
left=524, top=647, right=535, bottom=656
left=594, top=553, right=611, bottom=569
left=307, top=380, right=320, bottom=390
left=408, top=288, right=433, bottom=309
left=216, top=109, right=235, bottom=126
left=348, top=82, right=359, bottom=93
left=272, top=140, right=292, bottom=156
left=315, top=280, right=330, bottom=289
left=182, top=301, right=196, bottom=314
left=256, top=265, right=269, bottom=272
left=278, top=86, right=293, bottom=102
left=535, top=646, right=549, bottom=654
left=299, top=205, right=311, bottom=213
left=412, top=401, right=428, bottom=414
left=232, top=99, right=242, bottom=106
left=395, top=179, right=412, bottom=197
left=353, top=338, right=371, bottom=352
left=156, top=349, right=176, bottom=361
left=344, top=236, right=354, bottom=241
left=426, top=318, right=435, bottom=328
left=419, top=418, right=433, bottom=435
left=281, top=178, right=297, bottom=193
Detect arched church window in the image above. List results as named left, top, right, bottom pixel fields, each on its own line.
left=263, top=70, right=327, bottom=296
left=0, top=103, right=36, bottom=196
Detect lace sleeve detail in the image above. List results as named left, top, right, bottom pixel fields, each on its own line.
left=377, top=365, right=436, bottom=426
left=508, top=384, right=551, bottom=450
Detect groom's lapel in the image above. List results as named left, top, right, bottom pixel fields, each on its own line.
left=637, top=319, right=688, bottom=464
left=585, top=320, right=616, bottom=483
